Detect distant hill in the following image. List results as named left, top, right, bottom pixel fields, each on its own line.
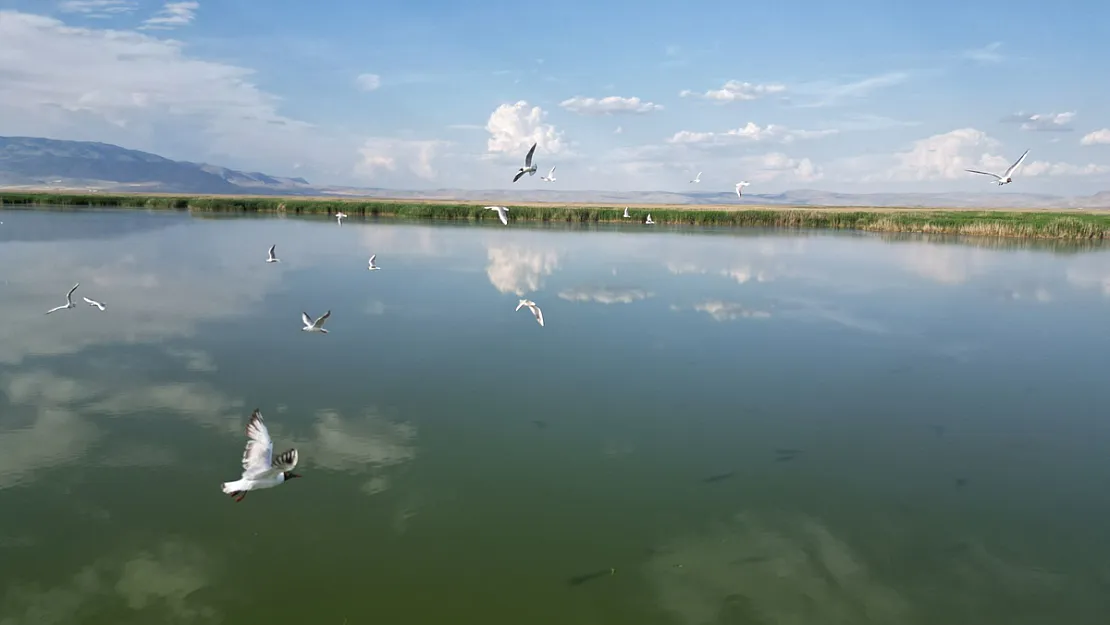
left=0, top=136, right=312, bottom=194
left=1, top=135, right=1107, bottom=209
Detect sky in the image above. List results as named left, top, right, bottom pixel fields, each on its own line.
left=1, top=1, right=1109, bottom=194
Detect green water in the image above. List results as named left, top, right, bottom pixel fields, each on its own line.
left=3, top=208, right=1110, bottom=624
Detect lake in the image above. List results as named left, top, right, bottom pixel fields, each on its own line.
left=2, top=207, right=1110, bottom=625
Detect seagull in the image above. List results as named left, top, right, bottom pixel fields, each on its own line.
left=513, top=143, right=538, bottom=182
left=516, top=299, right=544, bottom=327
left=45, top=283, right=79, bottom=315
left=735, top=181, right=751, bottom=198
left=336, top=211, right=348, bottom=225
left=690, top=172, right=702, bottom=184
left=623, top=207, right=631, bottom=218
left=368, top=254, right=380, bottom=271
left=82, top=297, right=106, bottom=311
left=486, top=206, right=509, bottom=225
left=540, top=166, right=557, bottom=182
left=645, top=214, right=655, bottom=225
left=301, top=310, right=331, bottom=333
left=221, top=409, right=301, bottom=503
left=266, top=244, right=280, bottom=263
left=965, top=149, right=1030, bottom=185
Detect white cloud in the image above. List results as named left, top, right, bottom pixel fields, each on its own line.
left=557, top=287, right=653, bottom=304
left=679, top=80, right=787, bottom=102
left=559, top=95, right=663, bottom=115
left=58, top=0, right=137, bottom=17
left=667, top=122, right=838, bottom=146
left=485, top=245, right=560, bottom=295
left=355, top=73, right=381, bottom=92
left=355, top=138, right=450, bottom=180
left=964, top=41, right=1004, bottom=64
left=1001, top=111, right=1075, bottom=132
left=745, top=152, right=824, bottom=183
left=140, top=1, right=198, bottom=30
left=793, top=72, right=908, bottom=108
left=1080, top=129, right=1110, bottom=146
left=690, top=301, right=772, bottom=321
left=0, top=11, right=349, bottom=181
left=869, top=128, right=1109, bottom=182
left=485, top=100, right=565, bottom=156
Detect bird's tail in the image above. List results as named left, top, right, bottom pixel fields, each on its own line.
left=221, top=480, right=243, bottom=495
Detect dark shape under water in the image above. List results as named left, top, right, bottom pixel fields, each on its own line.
left=955, top=477, right=968, bottom=488
left=774, top=449, right=802, bottom=462
left=567, top=569, right=613, bottom=586
left=701, top=471, right=736, bottom=484
left=532, top=420, right=548, bottom=430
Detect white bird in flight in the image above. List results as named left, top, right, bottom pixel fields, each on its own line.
left=623, top=207, right=631, bottom=218
left=645, top=214, right=655, bottom=225
left=221, top=409, right=301, bottom=503
left=45, top=283, right=80, bottom=315
left=735, top=181, right=751, bottom=198
left=540, top=166, right=557, bottom=182
left=486, top=206, right=509, bottom=225
left=266, top=244, right=280, bottom=263
left=513, top=143, right=538, bottom=182
left=368, top=254, right=380, bottom=271
left=301, top=310, right=331, bottom=333
left=690, top=172, right=702, bottom=184
left=516, top=299, right=544, bottom=327
left=82, top=297, right=106, bottom=311
left=965, top=149, right=1030, bottom=185
left=335, top=211, right=348, bottom=225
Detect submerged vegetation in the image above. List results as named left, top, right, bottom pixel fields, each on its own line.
left=2, top=191, right=1110, bottom=239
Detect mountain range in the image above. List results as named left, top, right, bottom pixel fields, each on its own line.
left=2, top=136, right=1107, bottom=209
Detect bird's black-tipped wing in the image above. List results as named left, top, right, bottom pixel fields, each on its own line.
left=271, top=448, right=298, bottom=471
left=524, top=142, right=537, bottom=167
left=513, top=170, right=526, bottom=183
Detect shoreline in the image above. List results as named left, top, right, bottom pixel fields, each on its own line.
left=2, top=191, right=1109, bottom=240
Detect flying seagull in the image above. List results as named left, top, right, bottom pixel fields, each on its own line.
left=45, top=283, right=80, bottom=315
left=541, top=166, right=557, bottom=182
left=266, top=244, right=280, bottom=263
left=513, top=143, right=538, bottom=182
left=221, top=409, right=301, bottom=503
left=516, top=299, right=544, bottom=327
left=645, top=214, right=655, bottom=225
left=335, top=211, right=348, bottom=225
left=368, top=254, right=380, bottom=271
left=965, top=149, right=1030, bottom=185
left=690, top=172, right=702, bottom=184
left=301, top=310, right=331, bottom=333
left=622, top=207, right=631, bottom=218
left=486, top=206, right=509, bottom=225
left=735, top=181, right=751, bottom=198
left=82, top=297, right=106, bottom=311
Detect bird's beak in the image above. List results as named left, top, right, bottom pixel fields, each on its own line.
left=287, top=473, right=302, bottom=480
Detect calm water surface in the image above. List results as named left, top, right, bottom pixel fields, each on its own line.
left=3, top=208, right=1110, bottom=624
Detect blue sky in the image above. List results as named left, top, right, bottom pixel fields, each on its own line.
left=1, top=0, right=1109, bottom=194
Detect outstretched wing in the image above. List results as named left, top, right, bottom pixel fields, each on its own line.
left=965, top=169, right=1002, bottom=180
left=1005, top=149, right=1030, bottom=177
left=524, top=142, right=537, bottom=168
left=241, top=409, right=273, bottom=478
left=66, top=283, right=79, bottom=303
left=497, top=209, right=508, bottom=225
left=530, top=304, right=544, bottom=327
left=513, top=170, right=525, bottom=183
left=271, top=448, right=298, bottom=471
left=369, top=254, right=376, bottom=264
left=549, top=166, right=556, bottom=177
left=314, top=310, right=332, bottom=328
left=301, top=312, right=313, bottom=327
left=268, top=244, right=276, bottom=258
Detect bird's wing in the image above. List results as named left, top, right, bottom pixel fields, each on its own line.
left=301, top=312, right=313, bottom=327
left=524, top=142, right=537, bottom=167
left=271, top=448, right=298, bottom=471
left=241, top=409, right=274, bottom=478
left=66, top=283, right=79, bottom=303
left=369, top=254, right=376, bottom=264
left=1005, top=149, right=1030, bottom=177
left=498, top=210, right=508, bottom=225
left=549, top=166, right=556, bottom=176
left=82, top=297, right=101, bottom=308
left=531, top=305, right=544, bottom=326
left=314, top=310, right=331, bottom=328
left=516, top=300, right=526, bottom=311
left=44, top=305, right=66, bottom=314
left=965, top=169, right=1002, bottom=180
left=268, top=245, right=276, bottom=258
left=513, top=170, right=525, bottom=183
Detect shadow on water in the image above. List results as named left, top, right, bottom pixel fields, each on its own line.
left=567, top=568, right=615, bottom=587
left=701, top=472, right=736, bottom=484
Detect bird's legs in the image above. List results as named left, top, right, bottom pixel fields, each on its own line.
left=228, top=491, right=247, bottom=503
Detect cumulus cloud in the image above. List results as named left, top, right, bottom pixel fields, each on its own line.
left=557, top=287, right=653, bottom=304
left=298, top=409, right=417, bottom=476
left=485, top=100, right=565, bottom=156
left=559, top=95, right=663, bottom=115
left=667, top=122, right=838, bottom=146
left=1080, top=129, right=1110, bottom=146
left=355, top=73, right=381, bottom=91
left=0, top=10, right=349, bottom=181
left=745, top=152, right=824, bottom=183
left=140, top=1, right=198, bottom=30
left=485, top=245, right=560, bottom=295
left=355, top=138, right=450, bottom=180
left=58, top=0, right=137, bottom=17
left=1001, top=111, right=1075, bottom=132
left=679, top=80, right=786, bottom=102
